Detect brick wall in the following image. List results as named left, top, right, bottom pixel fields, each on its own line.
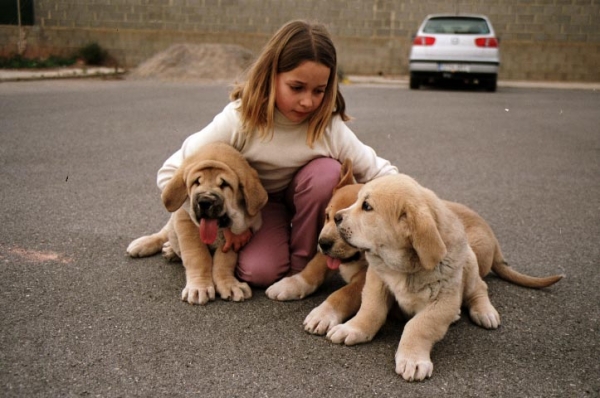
left=1, top=0, right=598, bottom=81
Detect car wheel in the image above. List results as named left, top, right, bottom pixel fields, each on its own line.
left=485, top=75, right=497, bottom=92
left=409, top=75, right=420, bottom=90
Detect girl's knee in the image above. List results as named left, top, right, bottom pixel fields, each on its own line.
left=236, top=260, right=288, bottom=288
left=236, top=246, right=290, bottom=288
left=296, top=158, right=341, bottom=196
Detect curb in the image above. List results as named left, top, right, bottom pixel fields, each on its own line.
left=0, top=67, right=126, bottom=82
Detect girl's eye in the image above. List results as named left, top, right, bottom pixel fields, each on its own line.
left=290, top=86, right=303, bottom=92
left=362, top=201, right=373, bottom=211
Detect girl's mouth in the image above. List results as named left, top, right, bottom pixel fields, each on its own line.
left=293, top=110, right=311, bottom=119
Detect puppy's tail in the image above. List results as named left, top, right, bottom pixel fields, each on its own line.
left=492, top=253, right=564, bottom=288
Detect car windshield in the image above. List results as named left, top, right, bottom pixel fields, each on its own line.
left=423, top=17, right=490, bottom=34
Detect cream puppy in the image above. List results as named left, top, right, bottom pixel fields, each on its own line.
left=327, top=174, right=562, bottom=381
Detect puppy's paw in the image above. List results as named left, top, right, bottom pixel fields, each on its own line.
left=327, top=323, right=373, bottom=345
left=217, top=280, right=252, bottom=302
left=127, top=235, right=164, bottom=258
left=470, top=305, right=501, bottom=329
left=181, top=282, right=216, bottom=305
left=470, top=309, right=500, bottom=329
left=395, top=353, right=433, bottom=382
left=304, top=302, right=343, bottom=335
left=265, top=274, right=316, bottom=301
left=161, top=242, right=180, bottom=262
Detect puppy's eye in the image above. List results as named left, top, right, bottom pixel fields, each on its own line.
left=220, top=179, right=230, bottom=189
left=362, top=201, right=373, bottom=211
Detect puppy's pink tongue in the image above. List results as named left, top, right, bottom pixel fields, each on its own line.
left=326, top=256, right=341, bottom=270
left=199, top=219, right=218, bottom=245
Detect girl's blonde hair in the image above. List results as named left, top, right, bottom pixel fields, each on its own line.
left=231, top=20, right=349, bottom=147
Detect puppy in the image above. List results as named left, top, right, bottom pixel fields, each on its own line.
left=265, top=159, right=368, bottom=335
left=127, top=142, right=268, bottom=305
left=328, top=174, right=563, bottom=381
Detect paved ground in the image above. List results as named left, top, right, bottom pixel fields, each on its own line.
left=1, top=78, right=599, bottom=397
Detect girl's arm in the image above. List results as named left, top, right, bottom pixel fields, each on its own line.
left=330, top=118, right=398, bottom=183
left=157, top=101, right=242, bottom=191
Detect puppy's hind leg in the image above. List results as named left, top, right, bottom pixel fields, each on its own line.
left=127, top=218, right=171, bottom=258
left=463, top=251, right=500, bottom=329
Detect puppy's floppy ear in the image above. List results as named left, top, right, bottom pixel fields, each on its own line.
left=162, top=166, right=188, bottom=213
left=240, top=167, right=268, bottom=217
left=334, top=158, right=356, bottom=192
left=408, top=205, right=447, bottom=271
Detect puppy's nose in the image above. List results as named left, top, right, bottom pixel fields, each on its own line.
left=198, top=197, right=213, bottom=212
left=334, top=213, right=343, bottom=226
left=318, top=238, right=333, bottom=253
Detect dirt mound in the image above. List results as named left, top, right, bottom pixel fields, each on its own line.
left=129, top=43, right=254, bottom=82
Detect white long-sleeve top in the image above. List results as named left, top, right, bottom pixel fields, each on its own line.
left=158, top=99, right=398, bottom=193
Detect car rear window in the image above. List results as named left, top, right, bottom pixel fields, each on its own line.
left=423, top=17, right=490, bottom=34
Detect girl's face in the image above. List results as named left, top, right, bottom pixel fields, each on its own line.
left=275, top=61, right=331, bottom=123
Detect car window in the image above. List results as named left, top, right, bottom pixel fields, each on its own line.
left=423, top=17, right=490, bottom=34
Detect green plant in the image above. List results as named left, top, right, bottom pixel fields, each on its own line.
left=0, top=54, right=76, bottom=69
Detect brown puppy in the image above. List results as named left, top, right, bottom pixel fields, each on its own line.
left=328, top=174, right=563, bottom=381
left=127, top=142, right=268, bottom=305
left=266, top=159, right=368, bottom=334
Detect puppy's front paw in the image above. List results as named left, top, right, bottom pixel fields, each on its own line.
left=304, top=302, right=343, bottom=335
left=395, top=352, right=433, bottom=382
left=470, top=305, right=501, bottom=329
left=181, top=282, right=216, bottom=305
left=266, top=274, right=316, bottom=301
left=327, top=323, right=373, bottom=345
left=216, top=280, right=252, bottom=302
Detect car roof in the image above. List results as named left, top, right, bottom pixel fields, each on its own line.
left=425, top=13, right=488, bottom=19
left=423, top=13, right=491, bottom=20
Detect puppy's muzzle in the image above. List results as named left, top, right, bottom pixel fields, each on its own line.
left=193, top=192, right=225, bottom=221
left=333, top=213, right=359, bottom=249
left=318, top=238, right=333, bottom=254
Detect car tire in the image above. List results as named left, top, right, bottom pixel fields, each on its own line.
left=409, top=75, right=421, bottom=90
left=485, top=75, right=497, bottom=92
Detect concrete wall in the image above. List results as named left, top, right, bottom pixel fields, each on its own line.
left=1, top=0, right=599, bottom=81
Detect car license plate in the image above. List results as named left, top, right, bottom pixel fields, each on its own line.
left=438, top=63, right=470, bottom=73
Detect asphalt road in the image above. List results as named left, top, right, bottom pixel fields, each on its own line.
left=1, top=79, right=599, bottom=398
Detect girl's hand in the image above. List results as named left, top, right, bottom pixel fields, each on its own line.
left=222, top=228, right=253, bottom=253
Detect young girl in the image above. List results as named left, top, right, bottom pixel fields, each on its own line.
left=158, top=20, right=398, bottom=288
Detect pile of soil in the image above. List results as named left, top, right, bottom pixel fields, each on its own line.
left=129, top=43, right=254, bottom=82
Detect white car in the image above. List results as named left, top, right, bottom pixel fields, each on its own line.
left=409, top=14, right=500, bottom=91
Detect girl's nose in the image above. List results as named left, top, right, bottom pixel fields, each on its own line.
left=299, top=93, right=313, bottom=109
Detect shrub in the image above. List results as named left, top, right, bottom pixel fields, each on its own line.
left=77, top=43, right=108, bottom=66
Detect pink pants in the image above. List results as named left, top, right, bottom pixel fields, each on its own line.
left=236, top=157, right=341, bottom=288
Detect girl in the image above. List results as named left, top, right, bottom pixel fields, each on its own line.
left=158, top=20, right=398, bottom=288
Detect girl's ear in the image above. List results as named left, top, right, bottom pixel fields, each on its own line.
left=162, top=167, right=188, bottom=212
